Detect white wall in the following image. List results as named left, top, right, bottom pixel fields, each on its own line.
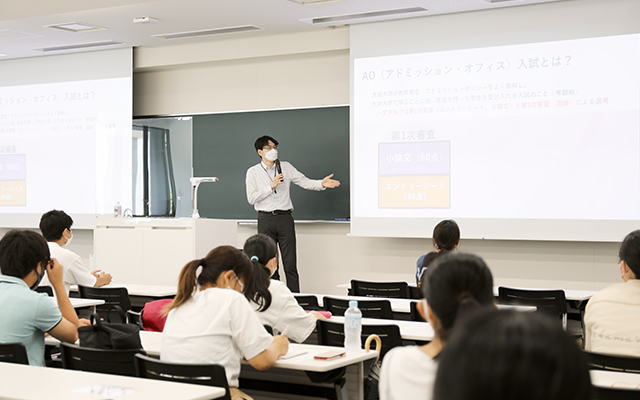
left=5, top=0, right=623, bottom=293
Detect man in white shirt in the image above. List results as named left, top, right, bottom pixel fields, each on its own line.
left=39, top=210, right=112, bottom=294
left=245, top=136, right=340, bottom=292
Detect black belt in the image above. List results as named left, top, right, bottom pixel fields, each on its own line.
left=259, top=209, right=292, bottom=215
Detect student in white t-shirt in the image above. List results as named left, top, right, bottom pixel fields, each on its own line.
left=161, top=245, right=289, bottom=400
left=39, top=210, right=112, bottom=294
left=243, top=234, right=326, bottom=343
left=380, top=252, right=495, bottom=400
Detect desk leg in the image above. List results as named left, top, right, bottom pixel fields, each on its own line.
left=342, top=362, right=364, bottom=400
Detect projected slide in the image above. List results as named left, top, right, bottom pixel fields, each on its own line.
left=0, top=78, right=131, bottom=215
left=354, top=34, right=640, bottom=228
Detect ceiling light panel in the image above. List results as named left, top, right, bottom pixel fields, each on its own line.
left=153, top=25, right=263, bottom=40
left=301, top=6, right=429, bottom=25
left=45, top=22, right=106, bottom=33
left=35, top=40, right=125, bottom=52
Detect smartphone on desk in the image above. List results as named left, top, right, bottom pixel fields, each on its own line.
left=314, top=350, right=346, bottom=361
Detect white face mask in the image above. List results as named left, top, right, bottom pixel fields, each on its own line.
left=227, top=271, right=245, bottom=293
left=64, top=231, right=73, bottom=247
left=264, top=149, right=278, bottom=162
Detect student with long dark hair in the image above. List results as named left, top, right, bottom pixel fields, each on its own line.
left=416, top=220, right=460, bottom=287
left=161, top=245, right=289, bottom=400
left=585, top=229, right=640, bottom=356
left=380, top=252, right=494, bottom=400
left=244, top=234, right=325, bottom=343
left=433, top=310, right=592, bottom=400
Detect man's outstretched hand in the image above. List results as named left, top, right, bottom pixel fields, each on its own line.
left=322, top=174, right=340, bottom=188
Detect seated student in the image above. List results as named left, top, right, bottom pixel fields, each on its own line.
left=584, top=229, right=640, bottom=356
left=0, top=230, right=81, bottom=366
left=161, top=245, right=289, bottom=400
left=380, top=252, right=495, bottom=400
left=416, top=220, right=460, bottom=287
left=39, top=210, right=112, bottom=294
left=433, top=310, right=592, bottom=400
left=243, top=233, right=326, bottom=343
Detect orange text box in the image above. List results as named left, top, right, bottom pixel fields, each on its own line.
left=0, top=180, right=26, bottom=206
left=379, top=176, right=450, bottom=208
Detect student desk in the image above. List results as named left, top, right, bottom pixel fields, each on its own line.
left=70, top=283, right=177, bottom=309
left=301, top=293, right=535, bottom=320
left=330, top=316, right=435, bottom=342
left=0, top=361, right=225, bottom=400
left=47, top=331, right=379, bottom=400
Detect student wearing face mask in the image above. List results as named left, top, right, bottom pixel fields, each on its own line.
left=38, top=210, right=112, bottom=294
left=245, top=136, right=340, bottom=293
left=0, top=230, right=82, bottom=365
left=244, top=234, right=326, bottom=343
left=161, top=245, right=289, bottom=400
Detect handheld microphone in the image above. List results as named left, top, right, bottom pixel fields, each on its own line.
left=275, top=159, right=283, bottom=177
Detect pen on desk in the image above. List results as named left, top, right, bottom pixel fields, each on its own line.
left=280, top=325, right=290, bottom=337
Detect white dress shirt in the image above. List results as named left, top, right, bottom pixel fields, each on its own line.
left=40, top=242, right=97, bottom=295
left=246, top=161, right=325, bottom=212
left=251, top=280, right=317, bottom=343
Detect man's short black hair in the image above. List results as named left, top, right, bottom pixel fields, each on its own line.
left=40, top=210, right=73, bottom=241
left=254, top=136, right=279, bottom=155
left=0, top=229, right=50, bottom=279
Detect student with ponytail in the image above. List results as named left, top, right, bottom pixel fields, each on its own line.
left=416, top=220, right=460, bottom=287
left=380, top=252, right=494, bottom=400
left=243, top=234, right=326, bottom=343
left=161, top=245, right=289, bottom=400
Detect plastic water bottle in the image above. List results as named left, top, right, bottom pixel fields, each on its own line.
left=344, top=300, right=362, bottom=352
left=114, top=201, right=122, bottom=217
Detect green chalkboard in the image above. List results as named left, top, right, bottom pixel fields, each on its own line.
left=192, top=106, right=350, bottom=220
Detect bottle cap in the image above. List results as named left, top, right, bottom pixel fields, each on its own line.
left=349, top=300, right=358, bottom=307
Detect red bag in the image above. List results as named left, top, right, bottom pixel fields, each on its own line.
left=141, top=299, right=172, bottom=332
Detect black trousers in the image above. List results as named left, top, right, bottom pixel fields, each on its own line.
left=257, top=211, right=299, bottom=293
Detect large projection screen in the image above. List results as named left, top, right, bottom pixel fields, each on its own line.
left=350, top=0, right=640, bottom=241
left=0, top=48, right=132, bottom=229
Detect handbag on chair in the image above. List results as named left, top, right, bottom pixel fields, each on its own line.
left=78, top=306, right=143, bottom=350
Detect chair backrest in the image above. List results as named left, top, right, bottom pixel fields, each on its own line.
left=0, top=342, right=29, bottom=365
left=61, top=343, right=144, bottom=376
left=78, top=285, right=132, bottom=321
left=323, top=296, right=394, bottom=319
left=498, top=287, right=567, bottom=328
left=409, top=301, right=425, bottom=322
left=134, top=354, right=231, bottom=400
left=316, top=319, right=402, bottom=359
left=583, top=350, right=640, bottom=373
left=293, top=295, right=320, bottom=310
left=351, top=280, right=410, bottom=299
left=36, top=286, right=53, bottom=297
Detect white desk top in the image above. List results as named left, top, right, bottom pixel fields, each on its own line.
left=70, top=283, right=177, bottom=297
left=68, top=298, right=105, bottom=308
left=493, top=286, right=596, bottom=301
left=591, top=370, right=640, bottom=389
left=331, top=316, right=435, bottom=342
left=302, top=293, right=534, bottom=314
left=0, top=362, right=225, bottom=400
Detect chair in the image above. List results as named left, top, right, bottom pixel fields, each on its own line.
left=583, top=350, right=640, bottom=373
left=294, top=295, right=321, bottom=310
left=0, top=343, right=29, bottom=364
left=351, top=280, right=410, bottom=299
left=60, top=343, right=145, bottom=376
left=409, top=301, right=425, bottom=322
left=134, top=354, right=231, bottom=400
left=323, top=296, right=393, bottom=319
left=78, top=285, right=132, bottom=322
left=36, top=286, right=53, bottom=296
left=498, top=287, right=567, bottom=329
left=316, top=319, right=402, bottom=359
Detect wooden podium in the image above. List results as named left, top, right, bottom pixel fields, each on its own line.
left=94, top=218, right=237, bottom=286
